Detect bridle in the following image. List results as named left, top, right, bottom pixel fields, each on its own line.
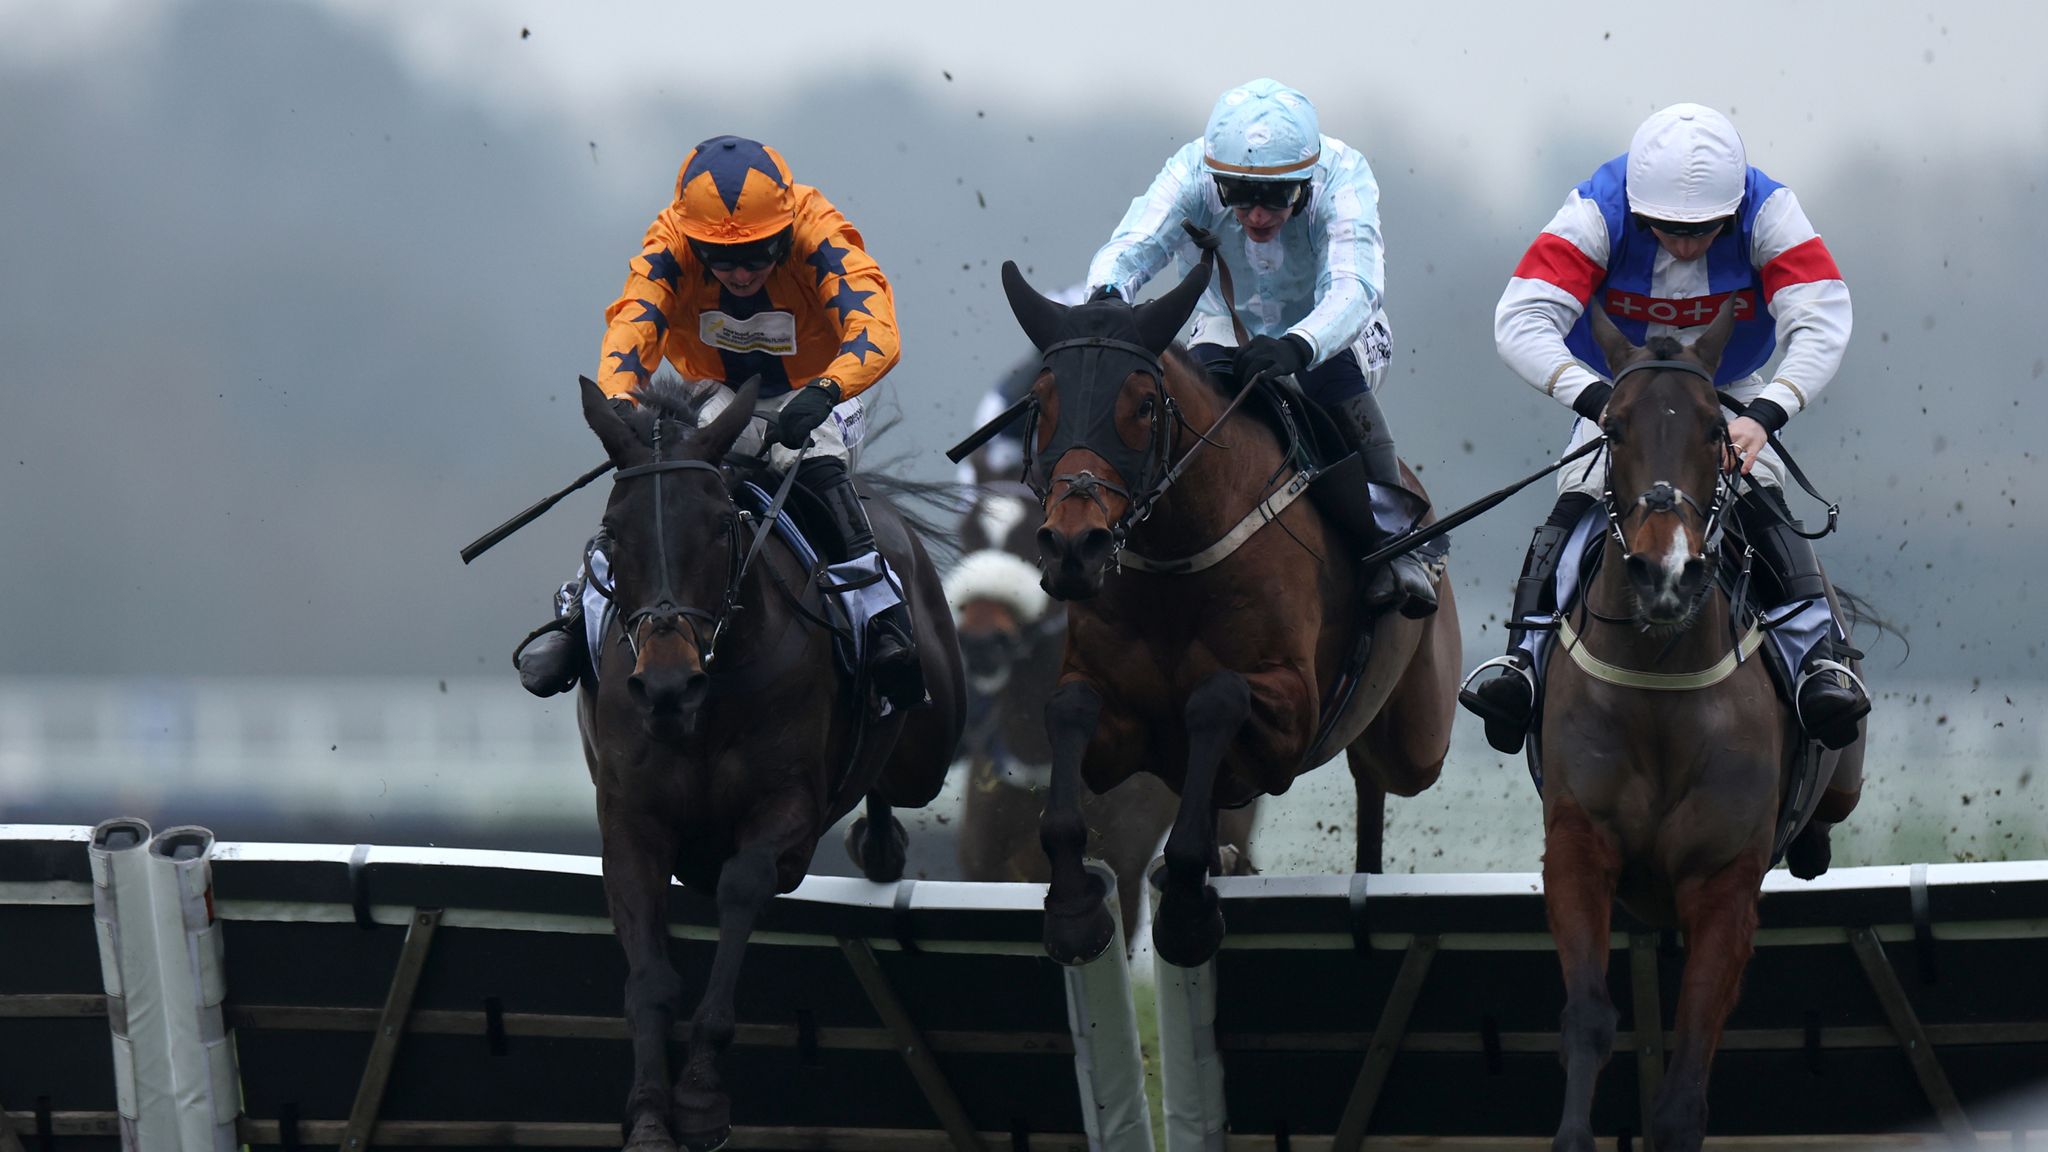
left=1598, top=357, right=1736, bottom=615
left=589, top=418, right=800, bottom=673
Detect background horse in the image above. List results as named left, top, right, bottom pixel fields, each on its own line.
left=575, top=377, right=964, bottom=1152
left=1540, top=306, right=1864, bottom=1152
left=949, top=479, right=1258, bottom=942
left=1001, top=258, right=1461, bottom=968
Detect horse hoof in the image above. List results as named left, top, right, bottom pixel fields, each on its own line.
left=1153, top=883, right=1225, bottom=968
left=623, top=1113, right=677, bottom=1152
left=1043, top=872, right=1115, bottom=965
left=1787, top=821, right=1833, bottom=880
left=1216, top=844, right=1258, bottom=877
left=672, top=1087, right=731, bottom=1152
left=1550, top=1128, right=1596, bottom=1152
left=845, top=814, right=909, bottom=884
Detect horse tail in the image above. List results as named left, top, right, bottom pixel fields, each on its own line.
left=856, top=413, right=978, bottom=563
left=1832, top=586, right=1908, bottom=665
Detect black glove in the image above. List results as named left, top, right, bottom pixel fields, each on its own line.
left=1571, top=381, right=1614, bottom=420
left=1087, top=284, right=1123, bottom=302
left=1233, top=333, right=1311, bottom=384
left=774, top=379, right=841, bottom=449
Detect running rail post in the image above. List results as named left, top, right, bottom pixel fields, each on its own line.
left=145, top=828, right=240, bottom=1152
left=90, top=819, right=156, bottom=1152
left=1148, top=857, right=1227, bottom=1152
left=1060, top=860, right=1155, bottom=1152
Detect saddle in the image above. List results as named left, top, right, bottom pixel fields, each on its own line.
left=1522, top=505, right=1841, bottom=867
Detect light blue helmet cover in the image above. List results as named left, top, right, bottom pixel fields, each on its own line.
left=1203, top=78, right=1320, bottom=181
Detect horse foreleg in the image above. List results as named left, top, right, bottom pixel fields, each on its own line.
left=1154, top=670, right=1251, bottom=968
left=601, top=815, right=684, bottom=1152
left=1653, top=851, right=1765, bottom=1152
left=1346, top=747, right=1388, bottom=874
left=1543, top=799, right=1621, bottom=1152
left=1041, top=679, right=1114, bottom=964
left=671, top=835, right=783, bottom=1152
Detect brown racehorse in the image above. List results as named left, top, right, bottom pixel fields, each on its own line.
left=1000, top=258, right=1461, bottom=968
left=1539, top=305, right=1864, bottom=1152
left=949, top=481, right=1258, bottom=942
left=575, top=377, right=963, bottom=1152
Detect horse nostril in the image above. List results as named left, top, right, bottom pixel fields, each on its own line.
left=1681, top=557, right=1707, bottom=590
left=1625, top=554, right=1655, bottom=590
left=1036, top=526, right=1063, bottom=563
left=1073, top=527, right=1114, bottom=567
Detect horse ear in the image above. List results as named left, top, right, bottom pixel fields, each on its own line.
left=1001, top=261, right=1068, bottom=351
left=581, top=376, right=642, bottom=464
left=1132, top=258, right=1213, bottom=354
left=1687, top=298, right=1739, bottom=373
left=1585, top=300, right=1639, bottom=372
left=694, top=376, right=760, bottom=460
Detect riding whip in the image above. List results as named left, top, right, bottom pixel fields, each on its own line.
left=459, top=460, right=614, bottom=564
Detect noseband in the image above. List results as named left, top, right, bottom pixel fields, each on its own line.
left=1600, top=358, right=1735, bottom=587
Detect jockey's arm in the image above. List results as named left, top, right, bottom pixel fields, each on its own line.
left=1496, top=190, right=1614, bottom=418
left=1746, top=187, right=1851, bottom=431
left=1287, top=153, right=1385, bottom=367
left=801, top=206, right=902, bottom=402
left=1086, top=140, right=1208, bottom=301
left=596, top=213, right=692, bottom=400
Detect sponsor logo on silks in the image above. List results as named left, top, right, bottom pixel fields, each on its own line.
left=700, top=310, right=798, bottom=356
left=1362, top=317, right=1393, bottom=373
left=834, top=397, right=868, bottom=451
left=1602, top=288, right=1759, bottom=327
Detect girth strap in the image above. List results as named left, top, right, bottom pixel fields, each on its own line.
left=1557, top=616, right=1764, bottom=691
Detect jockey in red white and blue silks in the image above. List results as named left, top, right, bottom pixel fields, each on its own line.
left=1461, top=103, right=1869, bottom=755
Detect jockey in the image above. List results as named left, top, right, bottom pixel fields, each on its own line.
left=515, top=135, right=923, bottom=709
left=1461, top=103, right=1868, bottom=753
left=1083, top=78, right=1436, bottom=619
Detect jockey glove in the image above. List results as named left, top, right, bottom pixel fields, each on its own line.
left=774, top=378, right=842, bottom=449
left=1234, top=333, right=1312, bottom=384
left=1571, top=381, right=1614, bottom=420
left=1087, top=284, right=1123, bottom=302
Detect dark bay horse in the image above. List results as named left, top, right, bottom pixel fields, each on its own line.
left=574, top=377, right=963, bottom=1152
left=949, top=482, right=1258, bottom=942
left=1541, top=306, right=1864, bottom=1152
left=1000, top=259, right=1461, bottom=967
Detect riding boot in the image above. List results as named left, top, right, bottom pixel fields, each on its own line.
left=1742, top=492, right=1870, bottom=750
left=803, top=459, right=926, bottom=710
left=1328, top=389, right=1438, bottom=619
left=1458, top=522, right=1572, bottom=754
left=513, top=574, right=586, bottom=698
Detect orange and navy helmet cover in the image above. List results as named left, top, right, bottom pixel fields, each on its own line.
left=674, top=135, right=796, bottom=244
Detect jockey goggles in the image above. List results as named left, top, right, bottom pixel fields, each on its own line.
left=1214, top=175, right=1309, bottom=212
left=1634, top=213, right=1728, bottom=238
left=690, top=227, right=793, bottom=273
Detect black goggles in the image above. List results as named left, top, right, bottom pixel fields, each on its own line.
left=1634, top=214, right=1728, bottom=238
left=690, top=227, right=793, bottom=272
left=1214, top=176, right=1307, bottom=212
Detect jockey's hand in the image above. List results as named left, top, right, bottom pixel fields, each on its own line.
left=1233, top=333, right=1311, bottom=385
left=1726, top=415, right=1768, bottom=475
left=1087, top=284, right=1123, bottom=303
left=774, top=379, right=842, bottom=450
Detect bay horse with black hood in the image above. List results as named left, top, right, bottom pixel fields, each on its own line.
left=576, top=376, right=963, bottom=1152
left=1001, top=256, right=1460, bottom=968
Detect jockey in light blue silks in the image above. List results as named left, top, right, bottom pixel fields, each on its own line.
left=1084, top=78, right=1437, bottom=618
left=1459, top=103, right=1870, bottom=754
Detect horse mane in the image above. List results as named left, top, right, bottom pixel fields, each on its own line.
left=620, top=375, right=714, bottom=445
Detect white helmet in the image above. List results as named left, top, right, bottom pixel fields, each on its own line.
left=1203, top=78, right=1320, bottom=180
left=1626, top=103, right=1747, bottom=223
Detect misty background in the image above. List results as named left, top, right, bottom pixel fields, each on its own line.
left=0, top=0, right=2041, bottom=868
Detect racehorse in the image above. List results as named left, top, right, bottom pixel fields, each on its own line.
left=1539, top=305, right=1864, bottom=1152
left=574, top=377, right=964, bottom=1152
left=949, top=480, right=1258, bottom=942
left=1000, top=256, right=1461, bottom=968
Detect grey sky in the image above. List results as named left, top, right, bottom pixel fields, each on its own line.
left=1, top=0, right=2042, bottom=683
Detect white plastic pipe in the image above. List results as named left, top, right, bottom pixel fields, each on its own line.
left=1149, top=857, right=1227, bottom=1152
left=89, top=818, right=155, bottom=1152
left=1060, top=859, right=1155, bottom=1152
left=88, top=821, right=240, bottom=1152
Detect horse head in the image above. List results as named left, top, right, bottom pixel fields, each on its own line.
left=1000, top=258, right=1211, bottom=599
left=580, top=374, right=758, bottom=739
left=1588, top=300, right=1738, bottom=628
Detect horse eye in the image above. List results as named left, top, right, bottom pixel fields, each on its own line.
left=1138, top=397, right=1156, bottom=417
